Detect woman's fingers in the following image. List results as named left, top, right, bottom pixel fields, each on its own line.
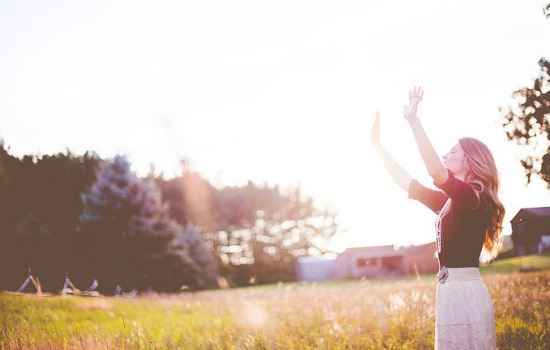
left=416, top=86, right=423, bottom=99
left=410, top=86, right=424, bottom=100
left=404, top=87, right=424, bottom=120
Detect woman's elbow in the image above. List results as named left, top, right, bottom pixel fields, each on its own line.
left=429, top=167, right=448, bottom=185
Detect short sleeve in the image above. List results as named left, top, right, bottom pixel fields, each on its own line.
left=408, top=179, right=448, bottom=214
left=433, top=168, right=480, bottom=210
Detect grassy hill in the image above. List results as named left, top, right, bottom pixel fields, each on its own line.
left=481, top=251, right=550, bottom=274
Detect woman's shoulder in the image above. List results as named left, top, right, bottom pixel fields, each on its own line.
left=447, top=181, right=489, bottom=214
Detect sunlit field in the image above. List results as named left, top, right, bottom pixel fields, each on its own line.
left=1, top=256, right=549, bottom=350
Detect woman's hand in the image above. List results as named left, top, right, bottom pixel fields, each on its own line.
left=370, top=111, right=381, bottom=146
left=403, top=86, right=424, bottom=121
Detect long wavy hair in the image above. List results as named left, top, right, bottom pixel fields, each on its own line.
left=458, top=137, right=505, bottom=258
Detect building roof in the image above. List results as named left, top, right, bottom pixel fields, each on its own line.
left=399, top=241, right=437, bottom=252
left=511, top=207, right=550, bottom=223
left=341, top=244, right=399, bottom=257
left=297, top=256, right=336, bottom=263
left=339, top=242, right=436, bottom=259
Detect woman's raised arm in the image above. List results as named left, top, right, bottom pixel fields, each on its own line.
left=371, top=112, right=413, bottom=192
left=404, top=87, right=448, bottom=186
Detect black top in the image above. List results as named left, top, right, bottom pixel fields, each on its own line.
left=408, top=169, right=488, bottom=268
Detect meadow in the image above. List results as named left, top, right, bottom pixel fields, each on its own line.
left=1, top=254, right=549, bottom=350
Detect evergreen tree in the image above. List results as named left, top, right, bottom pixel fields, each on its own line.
left=79, top=155, right=199, bottom=293
left=175, top=223, right=220, bottom=289
left=0, top=142, right=101, bottom=291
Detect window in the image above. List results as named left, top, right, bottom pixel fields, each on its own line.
left=356, top=257, right=376, bottom=268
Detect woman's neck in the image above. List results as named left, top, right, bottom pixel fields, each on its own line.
left=455, top=171, right=467, bottom=182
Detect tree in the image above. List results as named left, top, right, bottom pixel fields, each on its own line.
left=0, top=142, right=101, bottom=291
left=79, top=155, right=200, bottom=292
left=175, top=223, right=219, bottom=289
left=500, top=5, right=550, bottom=187
left=13, top=213, right=54, bottom=287
left=214, top=183, right=339, bottom=285
left=0, top=146, right=222, bottom=293
left=154, top=162, right=225, bottom=232
left=501, top=58, right=550, bottom=187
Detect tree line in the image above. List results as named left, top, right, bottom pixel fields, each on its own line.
left=0, top=145, right=338, bottom=294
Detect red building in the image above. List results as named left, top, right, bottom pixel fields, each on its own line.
left=296, top=242, right=439, bottom=281
left=331, top=242, right=439, bottom=279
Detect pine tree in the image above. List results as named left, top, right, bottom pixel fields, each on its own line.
left=79, top=155, right=199, bottom=293
left=175, top=223, right=220, bottom=289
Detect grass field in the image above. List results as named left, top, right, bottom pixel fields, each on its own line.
left=1, top=254, right=549, bottom=349
left=481, top=250, right=550, bottom=274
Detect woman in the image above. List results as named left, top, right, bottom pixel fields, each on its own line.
left=371, top=87, right=505, bottom=349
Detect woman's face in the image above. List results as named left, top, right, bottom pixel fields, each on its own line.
left=443, top=143, right=468, bottom=178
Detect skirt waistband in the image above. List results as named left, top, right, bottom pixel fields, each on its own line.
left=442, top=267, right=480, bottom=281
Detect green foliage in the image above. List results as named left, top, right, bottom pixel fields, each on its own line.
left=79, top=155, right=203, bottom=293
left=0, top=142, right=101, bottom=291
left=500, top=4, right=550, bottom=187
left=175, top=223, right=220, bottom=289
left=214, top=184, right=339, bottom=286
left=156, top=170, right=340, bottom=287
left=501, top=58, right=550, bottom=187
left=0, top=140, right=335, bottom=292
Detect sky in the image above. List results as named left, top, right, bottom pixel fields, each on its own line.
left=1, top=0, right=549, bottom=252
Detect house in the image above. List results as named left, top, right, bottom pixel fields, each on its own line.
left=511, top=207, right=550, bottom=255
left=332, top=242, right=438, bottom=279
left=296, top=242, right=439, bottom=281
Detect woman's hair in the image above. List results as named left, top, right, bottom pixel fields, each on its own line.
left=458, top=137, right=506, bottom=258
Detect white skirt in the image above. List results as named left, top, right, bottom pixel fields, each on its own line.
left=435, top=267, right=496, bottom=350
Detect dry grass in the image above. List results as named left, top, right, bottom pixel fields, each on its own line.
left=1, top=271, right=548, bottom=349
